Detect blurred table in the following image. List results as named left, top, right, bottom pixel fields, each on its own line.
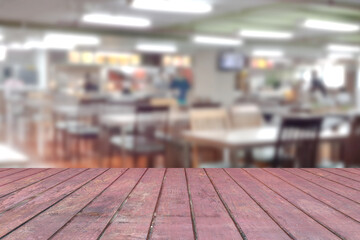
left=183, top=124, right=349, bottom=149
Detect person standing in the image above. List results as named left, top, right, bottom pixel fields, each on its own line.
left=170, top=68, right=191, bottom=105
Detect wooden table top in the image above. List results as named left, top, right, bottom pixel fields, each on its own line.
left=0, top=168, right=359, bottom=239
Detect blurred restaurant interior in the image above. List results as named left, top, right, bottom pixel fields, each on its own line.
left=1, top=0, right=360, bottom=168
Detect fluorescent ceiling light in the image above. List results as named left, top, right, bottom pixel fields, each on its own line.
left=327, top=44, right=360, bottom=53
left=44, top=33, right=100, bottom=46
left=131, top=0, right=212, bottom=14
left=239, top=30, right=293, bottom=39
left=304, top=19, right=359, bottom=32
left=82, top=13, right=151, bottom=28
left=327, top=52, right=354, bottom=60
left=24, top=40, right=74, bottom=50
left=136, top=43, right=177, bottom=53
left=252, top=50, right=284, bottom=57
left=7, top=43, right=28, bottom=51
left=0, top=45, right=7, bottom=61
left=193, top=35, right=242, bottom=46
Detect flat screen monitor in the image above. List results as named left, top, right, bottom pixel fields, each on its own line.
left=218, top=52, right=245, bottom=71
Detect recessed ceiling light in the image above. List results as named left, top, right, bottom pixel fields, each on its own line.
left=252, top=50, right=284, bottom=57
left=239, top=30, right=293, bottom=39
left=193, top=35, right=242, bottom=46
left=327, top=44, right=360, bottom=52
left=304, top=19, right=359, bottom=32
left=82, top=13, right=151, bottom=28
left=131, top=0, right=212, bottom=14
left=24, top=40, right=75, bottom=50
left=136, top=43, right=177, bottom=53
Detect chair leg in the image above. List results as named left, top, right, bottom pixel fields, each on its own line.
left=192, top=145, right=200, bottom=168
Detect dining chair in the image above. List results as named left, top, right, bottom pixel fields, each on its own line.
left=344, top=115, right=360, bottom=167
left=64, top=98, right=105, bottom=162
left=189, top=108, right=230, bottom=167
left=272, top=117, right=323, bottom=168
left=230, top=104, right=263, bottom=129
left=109, top=105, right=169, bottom=167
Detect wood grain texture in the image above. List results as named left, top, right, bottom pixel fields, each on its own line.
left=51, top=168, right=146, bottom=240
left=100, top=168, right=166, bottom=240
left=0, top=169, right=107, bottom=238
left=0, top=168, right=359, bottom=239
left=0, top=168, right=86, bottom=213
left=186, top=168, right=242, bottom=240
left=150, top=168, right=194, bottom=240
left=247, top=169, right=360, bottom=239
left=0, top=168, right=65, bottom=198
left=286, top=169, right=360, bottom=203
left=226, top=169, right=340, bottom=240
left=325, top=168, right=360, bottom=182
left=267, top=168, right=360, bottom=222
left=305, top=168, right=360, bottom=190
left=3, top=169, right=127, bottom=240
left=206, top=168, right=291, bottom=240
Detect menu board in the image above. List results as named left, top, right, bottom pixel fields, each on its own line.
left=68, top=51, right=141, bottom=66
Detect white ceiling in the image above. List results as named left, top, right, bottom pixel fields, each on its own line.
left=0, top=0, right=273, bottom=29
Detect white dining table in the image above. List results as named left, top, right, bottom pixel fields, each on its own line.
left=182, top=124, right=350, bottom=149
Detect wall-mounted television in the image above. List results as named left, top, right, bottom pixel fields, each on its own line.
left=218, top=51, right=246, bottom=71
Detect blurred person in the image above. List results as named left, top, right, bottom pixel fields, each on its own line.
left=3, top=68, right=24, bottom=99
left=170, top=68, right=191, bottom=105
left=310, top=70, right=327, bottom=96
left=83, top=72, right=99, bottom=93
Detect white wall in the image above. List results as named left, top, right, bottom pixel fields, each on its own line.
left=192, top=49, right=240, bottom=106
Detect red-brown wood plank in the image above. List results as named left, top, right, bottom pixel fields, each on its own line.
left=247, top=169, right=360, bottom=239
left=0, top=168, right=66, bottom=198
left=0, top=168, right=107, bottom=238
left=186, top=168, right=243, bottom=240
left=286, top=169, right=360, bottom=203
left=305, top=169, right=360, bottom=190
left=0, top=168, right=86, bottom=213
left=0, top=168, right=48, bottom=187
left=326, top=168, right=360, bottom=182
left=226, top=169, right=339, bottom=240
left=341, top=168, right=360, bottom=175
left=0, top=169, right=28, bottom=179
left=4, top=169, right=127, bottom=240
left=150, top=168, right=194, bottom=240
left=206, top=168, right=291, bottom=240
left=100, top=168, right=165, bottom=240
left=0, top=168, right=11, bottom=173
left=266, top=168, right=360, bottom=222
left=51, top=168, right=146, bottom=240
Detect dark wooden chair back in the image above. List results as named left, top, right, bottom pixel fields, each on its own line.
left=274, top=117, right=323, bottom=168
left=345, top=115, right=360, bottom=167
left=133, top=105, right=170, bottom=152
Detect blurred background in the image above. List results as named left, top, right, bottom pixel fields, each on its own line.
left=0, top=0, right=360, bottom=168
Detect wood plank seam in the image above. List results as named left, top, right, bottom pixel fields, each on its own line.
left=284, top=169, right=360, bottom=204
left=324, top=169, right=360, bottom=183
left=244, top=169, right=347, bottom=240
left=0, top=169, right=29, bottom=179
left=0, top=169, right=89, bottom=215
left=339, top=169, right=360, bottom=176
left=96, top=169, right=149, bottom=240
left=204, top=169, right=248, bottom=240
left=0, top=169, right=11, bottom=173
left=0, top=168, right=49, bottom=187
left=0, top=169, right=110, bottom=238
left=302, top=169, right=360, bottom=192
left=146, top=169, right=168, bottom=240
left=223, top=169, right=296, bottom=240
left=0, top=169, right=68, bottom=199
left=48, top=168, right=130, bottom=239
left=263, top=169, right=360, bottom=224
left=184, top=168, right=198, bottom=240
